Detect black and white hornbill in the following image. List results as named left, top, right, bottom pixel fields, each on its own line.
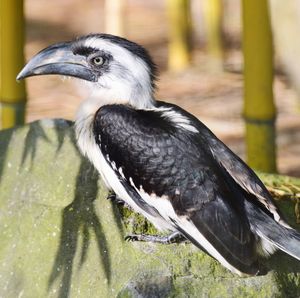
left=17, top=34, right=300, bottom=276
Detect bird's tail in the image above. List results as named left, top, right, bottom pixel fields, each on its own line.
left=245, top=200, right=300, bottom=261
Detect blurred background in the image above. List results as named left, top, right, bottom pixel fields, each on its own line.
left=1, top=0, right=300, bottom=176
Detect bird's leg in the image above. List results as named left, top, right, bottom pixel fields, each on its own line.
left=106, top=191, right=124, bottom=205
left=125, top=231, right=187, bottom=244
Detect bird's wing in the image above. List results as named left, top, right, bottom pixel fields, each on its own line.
left=157, top=101, right=287, bottom=226
left=94, top=104, right=259, bottom=275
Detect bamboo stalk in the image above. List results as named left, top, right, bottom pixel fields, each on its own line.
left=242, top=0, right=276, bottom=172
left=104, top=0, right=125, bottom=37
left=203, top=0, right=223, bottom=72
left=0, top=0, right=26, bottom=129
left=166, top=0, right=192, bottom=72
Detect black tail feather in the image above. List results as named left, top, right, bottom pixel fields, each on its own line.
left=245, top=200, right=300, bottom=261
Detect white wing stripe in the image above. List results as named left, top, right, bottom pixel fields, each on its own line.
left=149, top=106, right=198, bottom=133
left=136, top=189, right=245, bottom=276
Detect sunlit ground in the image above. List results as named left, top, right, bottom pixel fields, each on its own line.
left=24, top=0, right=300, bottom=176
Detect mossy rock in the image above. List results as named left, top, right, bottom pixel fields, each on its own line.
left=0, top=119, right=299, bottom=298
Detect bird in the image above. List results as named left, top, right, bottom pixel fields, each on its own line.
left=17, top=33, right=300, bottom=276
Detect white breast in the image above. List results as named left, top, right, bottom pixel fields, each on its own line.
left=75, top=101, right=173, bottom=231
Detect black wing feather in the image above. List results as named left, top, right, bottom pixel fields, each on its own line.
left=157, top=101, right=284, bottom=222
left=94, top=103, right=259, bottom=274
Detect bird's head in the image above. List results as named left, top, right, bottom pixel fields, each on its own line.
left=17, top=34, right=157, bottom=109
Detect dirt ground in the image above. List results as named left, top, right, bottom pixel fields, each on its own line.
left=23, top=0, right=300, bottom=177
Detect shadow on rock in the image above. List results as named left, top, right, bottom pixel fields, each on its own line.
left=0, top=128, right=14, bottom=185
left=21, top=121, right=50, bottom=167
left=47, top=159, right=111, bottom=298
left=53, top=120, right=78, bottom=154
left=21, top=120, right=75, bottom=168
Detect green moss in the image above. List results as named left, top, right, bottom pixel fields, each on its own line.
left=257, top=171, right=300, bottom=228
left=258, top=172, right=300, bottom=188
left=275, top=272, right=300, bottom=297
left=118, top=205, right=158, bottom=235
left=117, top=288, right=134, bottom=298
left=1, top=120, right=300, bottom=298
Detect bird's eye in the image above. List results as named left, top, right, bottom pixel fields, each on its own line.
left=92, top=56, right=104, bottom=66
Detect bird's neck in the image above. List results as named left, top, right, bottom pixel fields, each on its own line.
left=75, top=88, right=156, bottom=157
left=75, top=87, right=155, bottom=124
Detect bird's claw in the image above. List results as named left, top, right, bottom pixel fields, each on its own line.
left=106, top=192, right=125, bottom=205
left=106, top=192, right=116, bottom=200
left=124, top=234, right=139, bottom=242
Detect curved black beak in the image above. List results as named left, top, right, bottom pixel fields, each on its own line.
left=17, top=42, right=97, bottom=82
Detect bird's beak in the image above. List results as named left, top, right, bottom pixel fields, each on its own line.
left=17, top=42, right=97, bottom=82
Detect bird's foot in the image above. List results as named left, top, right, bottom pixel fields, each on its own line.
left=125, top=231, right=186, bottom=244
left=106, top=191, right=124, bottom=205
